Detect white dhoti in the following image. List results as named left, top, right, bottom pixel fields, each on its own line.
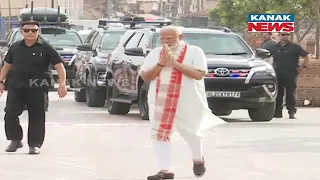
left=153, top=124, right=204, bottom=170
left=139, top=41, right=226, bottom=170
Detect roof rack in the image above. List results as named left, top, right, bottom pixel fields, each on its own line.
left=201, top=26, right=232, bottom=33
left=98, top=19, right=172, bottom=29
left=17, top=1, right=74, bottom=29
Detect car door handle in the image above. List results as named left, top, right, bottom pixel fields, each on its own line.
left=128, top=59, right=132, bottom=63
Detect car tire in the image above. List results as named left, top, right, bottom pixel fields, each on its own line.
left=212, top=109, right=232, bottom=116
left=85, top=79, right=106, bottom=107
left=74, top=89, right=86, bottom=102
left=138, top=82, right=149, bottom=120
left=209, top=103, right=232, bottom=116
left=248, top=102, right=276, bottom=122
left=105, top=83, right=130, bottom=115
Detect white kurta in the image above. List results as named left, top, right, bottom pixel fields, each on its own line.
left=139, top=44, right=226, bottom=134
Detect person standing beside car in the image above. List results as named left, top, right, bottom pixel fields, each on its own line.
left=261, top=32, right=277, bottom=64
left=0, top=20, right=67, bottom=154
left=267, top=32, right=310, bottom=119
left=261, top=32, right=277, bottom=49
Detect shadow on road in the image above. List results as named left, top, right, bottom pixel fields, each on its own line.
left=221, top=117, right=252, bottom=123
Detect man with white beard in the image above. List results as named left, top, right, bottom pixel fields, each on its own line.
left=139, top=26, right=226, bottom=180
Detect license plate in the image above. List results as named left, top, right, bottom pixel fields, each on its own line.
left=52, top=70, right=58, bottom=75
left=206, top=91, right=241, bottom=98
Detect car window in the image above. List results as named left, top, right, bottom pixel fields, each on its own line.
left=13, top=30, right=83, bottom=46
left=125, top=32, right=143, bottom=49
left=138, top=33, right=150, bottom=48
left=80, top=33, right=90, bottom=41
left=100, top=31, right=125, bottom=50
left=152, top=33, right=253, bottom=56
left=84, top=31, right=97, bottom=43
left=5, top=30, right=13, bottom=41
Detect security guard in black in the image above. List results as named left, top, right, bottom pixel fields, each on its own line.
left=267, top=33, right=309, bottom=119
left=0, top=20, right=65, bottom=154
left=4, top=39, right=62, bottom=88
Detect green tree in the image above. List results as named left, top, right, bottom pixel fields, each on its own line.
left=209, top=0, right=315, bottom=42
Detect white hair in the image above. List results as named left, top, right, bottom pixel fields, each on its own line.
left=160, top=25, right=182, bottom=35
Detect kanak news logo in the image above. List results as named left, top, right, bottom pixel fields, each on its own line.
left=248, top=14, right=294, bottom=33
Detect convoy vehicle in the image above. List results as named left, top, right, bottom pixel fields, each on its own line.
left=0, top=6, right=83, bottom=87
left=105, top=26, right=277, bottom=122
left=72, top=19, right=168, bottom=107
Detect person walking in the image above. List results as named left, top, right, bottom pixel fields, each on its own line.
left=267, top=32, right=310, bottom=119
left=139, top=26, right=226, bottom=180
left=0, top=20, right=67, bottom=154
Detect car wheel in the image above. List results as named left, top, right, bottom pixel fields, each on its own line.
left=212, top=109, right=232, bottom=116
left=209, top=104, right=232, bottom=116
left=105, top=82, right=130, bottom=115
left=74, top=89, right=86, bottom=102
left=85, top=77, right=106, bottom=107
left=248, top=102, right=276, bottom=122
left=138, top=82, right=149, bottom=120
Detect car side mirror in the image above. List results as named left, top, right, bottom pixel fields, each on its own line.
left=76, top=43, right=94, bottom=51
left=124, top=47, right=145, bottom=56
left=256, top=48, right=271, bottom=59
left=0, top=40, right=8, bottom=47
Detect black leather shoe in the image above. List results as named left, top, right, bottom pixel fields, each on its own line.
left=193, top=157, right=206, bottom=177
left=29, top=147, right=40, bottom=155
left=5, top=141, right=23, bottom=152
left=147, top=171, right=174, bottom=180
left=274, top=113, right=283, bottom=118
left=289, top=113, right=296, bottom=119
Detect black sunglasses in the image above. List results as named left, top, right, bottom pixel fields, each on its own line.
left=280, top=34, right=290, bottom=36
left=22, top=29, right=39, bottom=33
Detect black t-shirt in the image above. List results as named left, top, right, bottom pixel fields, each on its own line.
left=267, top=42, right=308, bottom=77
left=4, top=39, right=63, bottom=88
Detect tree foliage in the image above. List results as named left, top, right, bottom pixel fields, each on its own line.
left=209, top=0, right=315, bottom=32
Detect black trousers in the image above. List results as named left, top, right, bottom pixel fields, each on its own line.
left=275, top=75, right=297, bottom=114
left=23, top=91, right=49, bottom=111
left=4, top=87, right=48, bottom=148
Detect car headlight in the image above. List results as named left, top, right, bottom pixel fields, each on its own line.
left=251, top=65, right=276, bottom=76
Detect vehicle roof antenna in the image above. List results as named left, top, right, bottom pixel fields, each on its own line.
left=56, top=6, right=61, bottom=23
left=30, top=1, right=34, bottom=20
left=42, top=0, right=48, bottom=23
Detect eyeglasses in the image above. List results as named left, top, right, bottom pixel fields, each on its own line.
left=280, top=34, right=290, bottom=36
left=22, top=29, right=39, bottom=33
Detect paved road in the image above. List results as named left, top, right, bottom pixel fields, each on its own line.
left=0, top=92, right=319, bottom=180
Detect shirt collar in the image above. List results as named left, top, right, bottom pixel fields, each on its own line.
left=20, top=38, right=43, bottom=46
left=277, top=41, right=291, bottom=47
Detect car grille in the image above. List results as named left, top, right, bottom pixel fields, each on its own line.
left=205, top=68, right=250, bottom=78
left=204, top=81, right=252, bottom=91
left=60, top=54, right=74, bottom=62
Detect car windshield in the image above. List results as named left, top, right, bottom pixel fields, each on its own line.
left=152, top=33, right=252, bottom=56
left=13, top=30, right=83, bottom=46
left=100, top=31, right=125, bottom=50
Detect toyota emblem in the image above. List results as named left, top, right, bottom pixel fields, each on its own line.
left=214, top=68, right=230, bottom=76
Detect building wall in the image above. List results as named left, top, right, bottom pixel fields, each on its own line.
left=205, top=0, right=217, bottom=9
left=0, top=0, right=84, bottom=19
